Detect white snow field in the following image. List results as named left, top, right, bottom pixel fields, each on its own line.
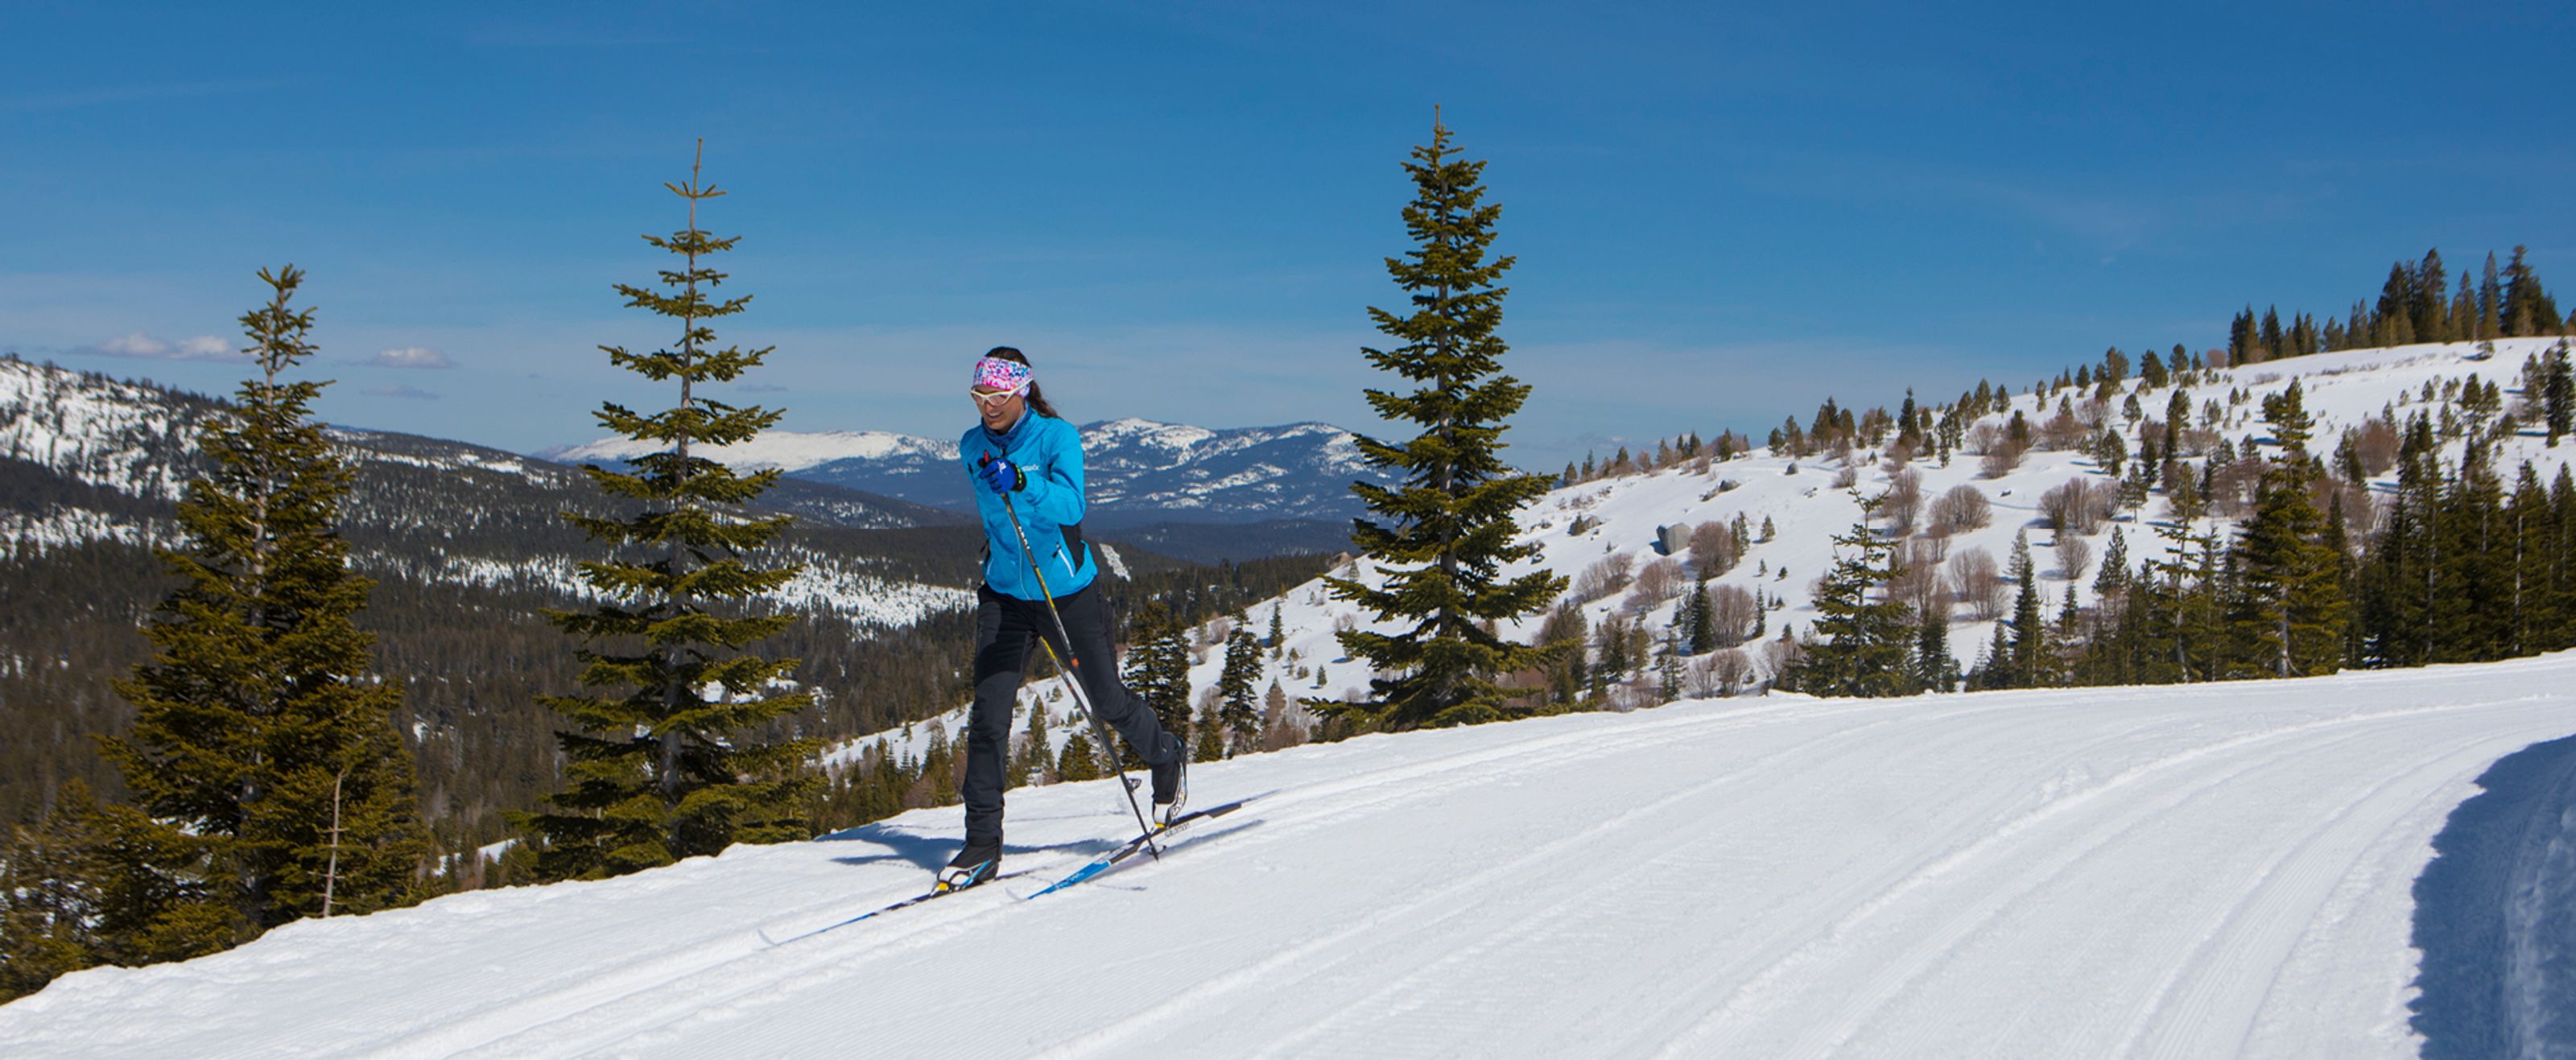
left=8, top=656, right=2576, bottom=1058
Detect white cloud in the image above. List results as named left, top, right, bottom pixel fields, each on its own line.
left=75, top=332, right=237, bottom=361
left=370, top=347, right=454, bottom=369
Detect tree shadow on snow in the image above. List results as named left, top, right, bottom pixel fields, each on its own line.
left=2409, top=732, right=2576, bottom=1058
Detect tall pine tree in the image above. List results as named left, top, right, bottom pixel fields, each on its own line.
left=1788, top=500, right=1917, bottom=697
left=1323, top=113, right=1566, bottom=729
left=1122, top=603, right=1194, bottom=768
left=104, top=266, right=427, bottom=940
left=521, top=145, right=814, bottom=881
left=2233, top=382, right=2347, bottom=677
left=1217, top=625, right=1263, bottom=755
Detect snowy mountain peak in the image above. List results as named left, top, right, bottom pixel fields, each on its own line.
left=546, top=415, right=1402, bottom=533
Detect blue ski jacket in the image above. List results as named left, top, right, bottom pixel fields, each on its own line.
left=960, top=411, right=1095, bottom=601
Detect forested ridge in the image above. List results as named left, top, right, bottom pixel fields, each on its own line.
left=0, top=358, right=1329, bottom=856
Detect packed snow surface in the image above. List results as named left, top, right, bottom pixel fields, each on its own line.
left=10, top=655, right=2576, bottom=1057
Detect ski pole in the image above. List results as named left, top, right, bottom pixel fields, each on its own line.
left=982, top=453, right=1162, bottom=857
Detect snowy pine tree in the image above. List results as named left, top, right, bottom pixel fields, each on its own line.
left=104, top=265, right=427, bottom=940
left=521, top=146, right=814, bottom=881
left=1322, top=112, right=1566, bottom=729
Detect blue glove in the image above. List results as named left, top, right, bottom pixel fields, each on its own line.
left=977, top=456, right=1026, bottom=494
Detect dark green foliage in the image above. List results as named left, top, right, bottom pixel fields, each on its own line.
left=100, top=266, right=427, bottom=941
left=1911, top=606, right=1955, bottom=693
left=2231, top=383, right=2348, bottom=677
left=1323, top=116, right=1566, bottom=729
left=1055, top=730, right=1102, bottom=783
left=1685, top=579, right=1718, bottom=654
left=0, top=782, right=236, bottom=1003
left=1787, top=501, right=1917, bottom=698
left=2003, top=530, right=2050, bottom=687
left=2229, top=247, right=2563, bottom=364
left=2544, top=341, right=2574, bottom=445
left=520, top=149, right=815, bottom=881
left=1122, top=602, right=1193, bottom=768
left=1193, top=699, right=1226, bottom=763
left=1217, top=625, right=1262, bottom=755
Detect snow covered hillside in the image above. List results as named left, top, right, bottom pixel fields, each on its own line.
left=840, top=337, right=2576, bottom=771
left=0, top=357, right=956, bottom=624
left=8, top=654, right=2574, bottom=1057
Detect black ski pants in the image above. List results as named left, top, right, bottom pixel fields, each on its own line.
left=964, top=582, right=1180, bottom=844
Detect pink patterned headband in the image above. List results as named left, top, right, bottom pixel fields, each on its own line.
left=972, top=357, right=1032, bottom=395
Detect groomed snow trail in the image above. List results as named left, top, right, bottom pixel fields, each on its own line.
left=8, top=658, right=2576, bottom=1058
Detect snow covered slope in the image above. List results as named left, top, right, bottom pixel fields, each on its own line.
left=832, top=337, right=2576, bottom=771
left=6, top=655, right=2574, bottom=1057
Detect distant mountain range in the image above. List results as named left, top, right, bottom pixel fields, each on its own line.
left=0, top=356, right=981, bottom=839
left=541, top=417, right=1399, bottom=560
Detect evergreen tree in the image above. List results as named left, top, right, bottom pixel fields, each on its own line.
left=1912, top=607, right=1953, bottom=692
left=1685, top=579, right=1718, bottom=654
left=1122, top=604, right=1194, bottom=767
left=2232, top=383, right=2347, bottom=676
left=2545, top=341, right=2574, bottom=446
left=0, top=782, right=233, bottom=1002
left=521, top=146, right=814, bottom=881
left=2509, top=464, right=2555, bottom=656
left=2432, top=451, right=2513, bottom=662
left=1193, top=699, right=1227, bottom=763
left=1323, top=113, right=1566, bottom=729
left=2481, top=252, right=2504, bottom=339
left=1267, top=604, right=1286, bottom=654
left=1015, top=703, right=1052, bottom=786
left=2502, top=245, right=2561, bottom=336
left=1055, top=731, right=1102, bottom=783
left=2095, top=527, right=2131, bottom=599
left=2005, top=530, right=2048, bottom=686
left=1218, top=625, right=1263, bottom=755
left=101, top=265, right=427, bottom=941
left=1788, top=501, right=1916, bottom=697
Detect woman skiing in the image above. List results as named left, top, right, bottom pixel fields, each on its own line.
left=941, top=347, right=1187, bottom=891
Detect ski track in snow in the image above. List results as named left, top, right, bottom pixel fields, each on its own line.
left=7, top=658, right=2576, bottom=1058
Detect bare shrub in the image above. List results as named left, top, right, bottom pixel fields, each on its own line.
left=1878, top=469, right=1923, bottom=534
left=2054, top=534, right=2094, bottom=582
left=1761, top=633, right=1804, bottom=683
left=1831, top=464, right=1860, bottom=489
left=1690, top=649, right=1752, bottom=698
left=1950, top=547, right=2008, bottom=621
left=1712, top=648, right=1752, bottom=695
left=1689, top=520, right=1740, bottom=575
left=1979, top=440, right=2027, bottom=478
left=2207, top=456, right=2264, bottom=518
left=1627, top=558, right=1686, bottom=612
left=2352, top=419, right=2400, bottom=478
left=1707, top=585, right=1760, bottom=647
left=2040, top=477, right=2113, bottom=536
left=1926, top=485, right=1992, bottom=538
left=1965, top=423, right=2004, bottom=453
left=1889, top=539, right=1951, bottom=621
left=1572, top=552, right=1636, bottom=604
left=2037, top=410, right=2087, bottom=450
left=2076, top=398, right=2110, bottom=429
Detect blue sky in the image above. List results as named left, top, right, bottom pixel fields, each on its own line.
left=5, top=2, right=2572, bottom=470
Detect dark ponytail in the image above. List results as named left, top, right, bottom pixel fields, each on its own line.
left=985, top=346, right=1060, bottom=419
